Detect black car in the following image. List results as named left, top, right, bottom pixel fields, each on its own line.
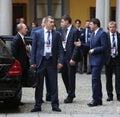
left=0, top=38, right=22, bottom=107
left=0, top=36, right=35, bottom=107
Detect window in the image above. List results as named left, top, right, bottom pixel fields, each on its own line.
left=35, top=0, right=64, bottom=27
left=90, top=7, right=116, bottom=21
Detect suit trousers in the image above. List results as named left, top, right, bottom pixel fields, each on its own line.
left=61, top=56, right=76, bottom=98
left=91, top=65, right=103, bottom=101
left=34, top=57, right=59, bottom=109
left=105, top=57, right=120, bottom=98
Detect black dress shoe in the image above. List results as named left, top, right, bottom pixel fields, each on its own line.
left=117, top=98, right=120, bottom=101
left=46, top=97, right=51, bottom=101
left=31, top=108, right=41, bottom=112
left=19, top=102, right=25, bottom=106
left=87, top=72, right=91, bottom=74
left=41, top=99, right=45, bottom=103
left=64, top=97, right=73, bottom=103
left=87, top=100, right=102, bottom=107
left=52, top=107, right=61, bottom=112
left=106, top=97, right=113, bottom=101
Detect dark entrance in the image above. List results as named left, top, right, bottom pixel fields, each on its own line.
left=12, top=3, right=27, bottom=34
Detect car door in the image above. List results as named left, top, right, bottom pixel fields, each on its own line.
left=0, top=36, right=36, bottom=87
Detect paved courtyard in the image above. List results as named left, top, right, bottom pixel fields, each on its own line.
left=0, top=73, right=120, bottom=117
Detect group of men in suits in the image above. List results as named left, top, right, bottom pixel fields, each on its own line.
left=75, top=18, right=120, bottom=107
left=11, top=15, right=120, bottom=111
left=74, top=19, right=92, bottom=74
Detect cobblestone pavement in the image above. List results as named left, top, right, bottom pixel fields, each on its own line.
left=0, top=73, right=120, bottom=117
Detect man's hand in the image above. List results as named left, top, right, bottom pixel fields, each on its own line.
left=69, top=59, right=76, bottom=66
left=31, top=64, right=36, bottom=68
left=26, top=45, right=30, bottom=52
left=57, top=63, right=63, bottom=69
left=89, top=49, right=94, bottom=54
left=74, top=39, right=81, bottom=46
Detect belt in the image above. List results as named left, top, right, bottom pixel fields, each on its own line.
left=111, top=55, right=118, bottom=59
left=64, top=51, right=66, bottom=55
left=42, top=56, right=52, bottom=60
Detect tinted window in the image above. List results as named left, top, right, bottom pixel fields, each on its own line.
left=0, top=39, right=11, bottom=57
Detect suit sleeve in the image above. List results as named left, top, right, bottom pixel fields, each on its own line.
left=11, top=38, right=19, bottom=60
left=93, top=31, right=108, bottom=54
left=71, top=29, right=80, bottom=61
left=30, top=32, right=37, bottom=65
left=58, top=33, right=64, bottom=64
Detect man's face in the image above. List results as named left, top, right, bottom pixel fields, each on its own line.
left=89, top=22, right=96, bottom=31
left=75, top=21, right=81, bottom=28
left=41, top=19, right=46, bottom=27
left=19, top=18, right=25, bottom=23
left=85, top=21, right=90, bottom=28
left=108, top=24, right=116, bottom=33
left=20, top=24, right=28, bottom=35
left=60, top=19, right=66, bottom=28
left=46, top=18, right=54, bottom=30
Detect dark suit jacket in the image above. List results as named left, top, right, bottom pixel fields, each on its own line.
left=30, top=26, right=42, bottom=39
left=11, top=33, right=30, bottom=70
left=82, top=28, right=108, bottom=66
left=106, top=31, right=120, bottom=65
left=83, top=27, right=92, bottom=43
left=78, top=28, right=85, bottom=43
left=31, top=28, right=64, bottom=68
left=62, top=25, right=80, bottom=62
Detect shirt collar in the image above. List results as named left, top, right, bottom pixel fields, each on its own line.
left=110, top=32, right=116, bottom=36
left=67, top=24, right=72, bottom=31
left=18, top=32, right=24, bottom=39
left=94, top=28, right=100, bottom=35
left=44, top=27, right=52, bottom=33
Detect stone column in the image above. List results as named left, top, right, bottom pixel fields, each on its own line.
left=104, top=0, right=110, bottom=31
left=0, top=0, right=12, bottom=35
left=96, top=0, right=105, bottom=29
left=116, top=0, right=120, bottom=32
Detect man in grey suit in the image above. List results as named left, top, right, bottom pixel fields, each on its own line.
left=30, top=16, right=64, bottom=112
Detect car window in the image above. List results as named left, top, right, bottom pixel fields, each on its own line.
left=0, top=39, right=11, bottom=57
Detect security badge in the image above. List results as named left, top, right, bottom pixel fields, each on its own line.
left=45, top=43, right=51, bottom=53
left=111, top=47, right=116, bottom=54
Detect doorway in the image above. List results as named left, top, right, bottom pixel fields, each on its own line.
left=12, top=3, right=27, bottom=34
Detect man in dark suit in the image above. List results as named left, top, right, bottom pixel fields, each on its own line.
left=30, top=16, right=64, bottom=112
left=76, top=18, right=108, bottom=107
left=105, top=21, right=120, bottom=101
left=30, top=17, right=46, bottom=38
left=60, top=15, right=80, bottom=103
left=83, top=20, right=92, bottom=74
left=30, top=17, right=51, bottom=102
left=11, top=23, right=30, bottom=105
left=74, top=19, right=84, bottom=74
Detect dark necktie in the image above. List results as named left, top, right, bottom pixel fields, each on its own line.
left=112, top=33, right=116, bottom=47
left=46, top=31, right=51, bottom=59
left=47, top=31, right=50, bottom=44
left=23, top=37, right=30, bottom=58
left=91, top=32, right=95, bottom=46
left=64, top=28, right=68, bottom=41
left=112, top=33, right=117, bottom=56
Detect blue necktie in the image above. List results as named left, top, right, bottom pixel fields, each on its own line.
left=47, top=31, right=50, bottom=44
left=46, top=31, right=51, bottom=59
left=112, top=33, right=116, bottom=47
left=112, top=33, right=116, bottom=56
left=91, top=32, right=95, bottom=46
left=64, top=28, right=68, bottom=41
